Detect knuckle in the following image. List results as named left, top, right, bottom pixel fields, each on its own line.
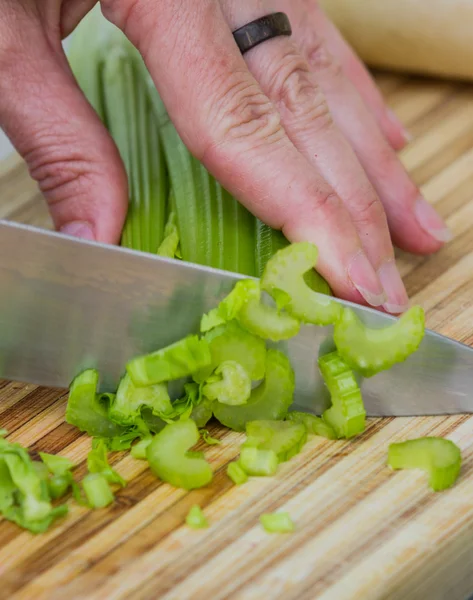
left=305, top=35, right=343, bottom=79
left=23, top=125, right=120, bottom=208
left=267, top=47, right=333, bottom=131
left=310, top=187, right=341, bottom=215
left=203, top=76, right=283, bottom=156
left=351, top=191, right=386, bottom=228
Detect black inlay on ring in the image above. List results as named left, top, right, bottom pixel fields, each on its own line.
left=232, top=13, right=292, bottom=55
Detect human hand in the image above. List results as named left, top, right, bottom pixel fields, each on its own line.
left=0, top=0, right=451, bottom=313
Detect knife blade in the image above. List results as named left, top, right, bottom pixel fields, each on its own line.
left=1, top=219, right=473, bottom=416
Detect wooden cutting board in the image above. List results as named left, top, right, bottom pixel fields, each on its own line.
left=1, top=72, right=473, bottom=600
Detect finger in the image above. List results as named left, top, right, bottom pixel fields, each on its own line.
left=102, top=0, right=385, bottom=305
left=285, top=6, right=452, bottom=260
left=282, top=1, right=410, bottom=151
left=220, top=1, right=407, bottom=312
left=0, top=19, right=127, bottom=243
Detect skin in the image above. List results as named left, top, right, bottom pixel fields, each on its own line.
left=0, top=0, right=452, bottom=314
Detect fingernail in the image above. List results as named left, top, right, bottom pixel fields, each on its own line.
left=387, top=109, right=412, bottom=143
left=60, top=221, right=95, bottom=241
left=378, top=259, right=409, bottom=314
left=414, top=196, right=453, bottom=243
left=348, top=251, right=386, bottom=307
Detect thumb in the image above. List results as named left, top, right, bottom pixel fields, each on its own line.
left=0, top=28, right=127, bottom=243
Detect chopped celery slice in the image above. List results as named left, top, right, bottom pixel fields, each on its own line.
left=127, top=335, right=211, bottom=386
left=245, top=420, right=307, bottom=462
left=194, top=321, right=266, bottom=384
left=87, top=439, right=126, bottom=487
left=260, top=512, right=295, bottom=533
left=38, top=453, right=75, bottom=500
left=110, top=373, right=172, bottom=426
left=131, top=438, right=152, bottom=460
left=82, top=473, right=114, bottom=508
left=186, top=505, right=209, bottom=529
left=39, top=453, right=75, bottom=477
left=388, top=437, right=461, bottom=491
left=227, top=461, right=248, bottom=485
left=146, top=420, right=213, bottom=490
left=203, top=361, right=251, bottom=406
left=65, top=370, right=127, bottom=438
left=200, top=283, right=248, bottom=333
left=334, top=306, right=425, bottom=377
left=157, top=210, right=180, bottom=258
left=319, top=352, right=366, bottom=439
left=201, top=279, right=299, bottom=341
left=48, top=475, right=73, bottom=500
left=213, top=349, right=295, bottom=432
left=190, top=398, right=213, bottom=429
left=239, top=447, right=278, bottom=476
left=235, top=280, right=300, bottom=342
left=286, top=411, right=337, bottom=440
left=0, top=438, right=67, bottom=533
left=261, top=242, right=342, bottom=325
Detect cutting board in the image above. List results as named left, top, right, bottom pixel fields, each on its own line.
left=1, top=72, right=473, bottom=600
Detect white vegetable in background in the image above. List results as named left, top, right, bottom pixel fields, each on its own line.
left=320, top=0, right=473, bottom=82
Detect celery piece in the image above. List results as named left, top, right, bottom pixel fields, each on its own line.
left=48, top=475, right=73, bottom=501
left=87, top=439, right=126, bottom=487
left=131, top=438, right=153, bottom=460
left=260, top=512, right=295, bottom=533
left=388, top=437, right=461, bottom=492
left=239, top=447, right=278, bottom=476
left=194, top=321, right=266, bottom=384
left=200, top=283, right=249, bottom=333
left=146, top=420, right=213, bottom=490
left=39, top=453, right=75, bottom=500
left=236, top=280, right=300, bottom=342
left=262, top=242, right=342, bottom=325
left=0, top=439, right=67, bottom=533
left=66, top=370, right=127, bottom=438
left=109, top=373, right=172, bottom=426
left=39, top=453, right=75, bottom=477
left=245, top=420, right=307, bottom=463
left=157, top=210, right=180, bottom=258
left=190, top=399, right=213, bottom=429
left=334, top=306, right=425, bottom=377
left=319, top=352, right=366, bottom=439
left=82, top=473, right=114, bottom=508
left=203, top=361, right=251, bottom=406
left=127, top=335, right=211, bottom=387
left=286, top=411, right=337, bottom=440
left=213, top=349, right=295, bottom=432
left=200, top=430, right=221, bottom=446
left=227, top=461, right=249, bottom=485
left=186, top=505, right=209, bottom=529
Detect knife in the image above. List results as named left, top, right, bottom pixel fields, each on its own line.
left=1, top=219, right=473, bottom=417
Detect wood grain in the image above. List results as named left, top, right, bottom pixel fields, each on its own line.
left=1, top=73, right=473, bottom=600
